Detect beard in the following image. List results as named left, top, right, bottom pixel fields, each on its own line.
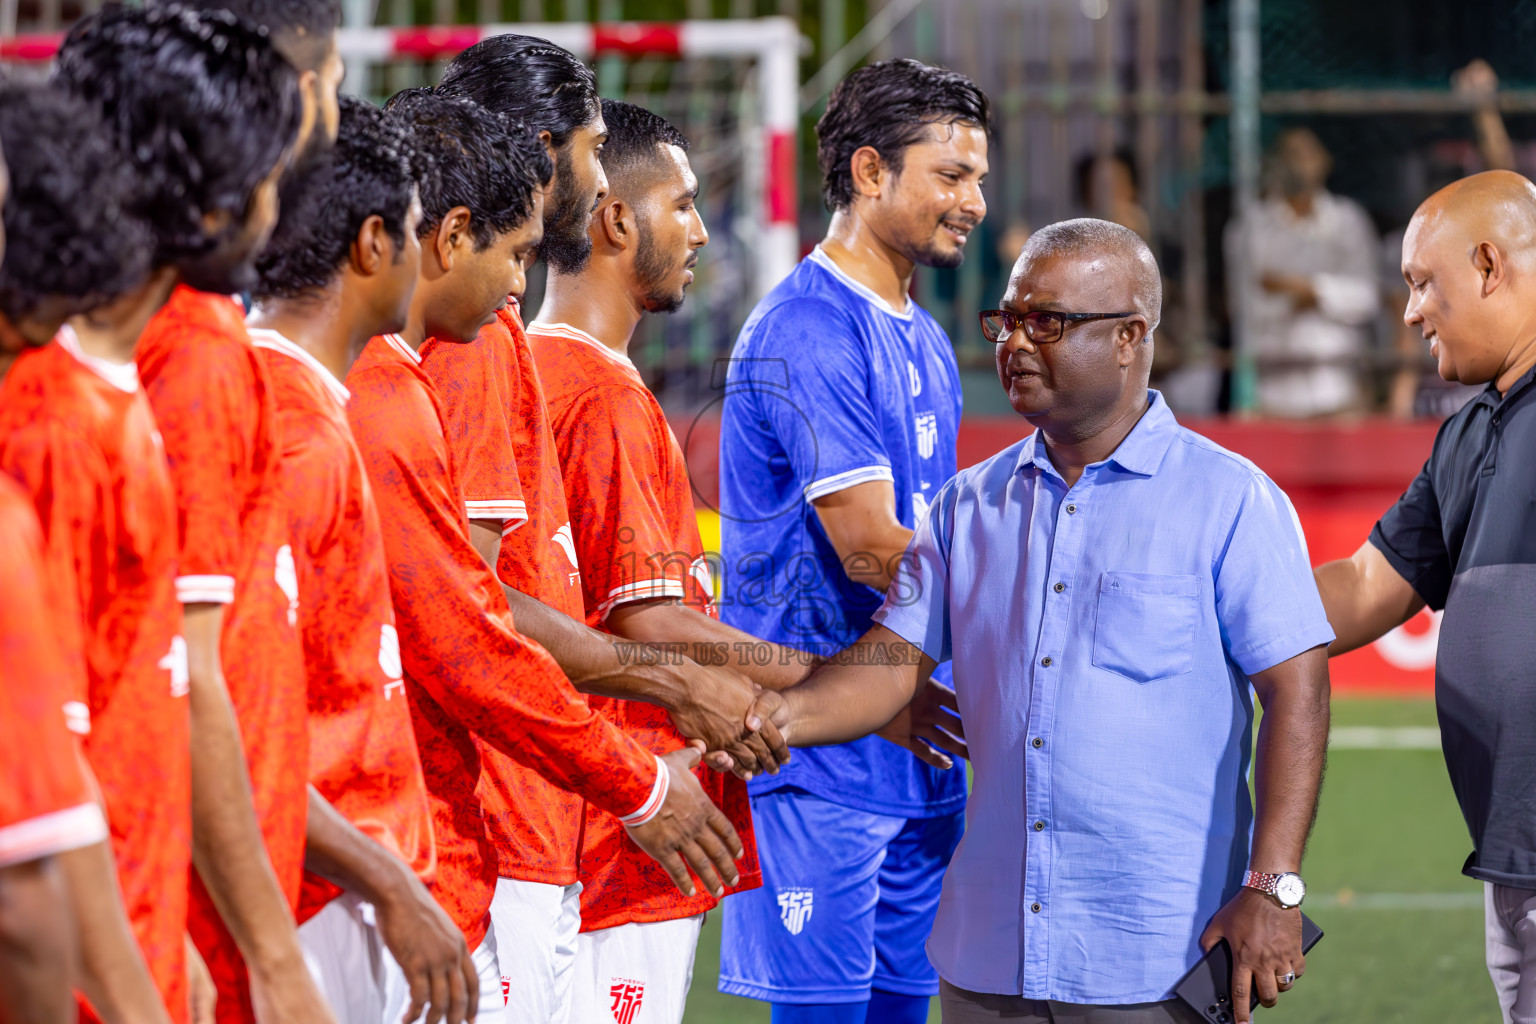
left=539, top=148, right=596, bottom=274
left=635, top=229, right=690, bottom=314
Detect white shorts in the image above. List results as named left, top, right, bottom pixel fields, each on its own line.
left=490, top=878, right=582, bottom=1024
left=300, top=894, right=504, bottom=1024
left=569, top=915, right=704, bottom=1024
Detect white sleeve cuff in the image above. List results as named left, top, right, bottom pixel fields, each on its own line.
left=464, top=499, right=529, bottom=528
left=618, top=754, right=670, bottom=828
left=596, top=580, right=687, bottom=620
left=804, top=465, right=895, bottom=502
left=0, top=803, right=108, bottom=868
left=176, top=575, right=235, bottom=604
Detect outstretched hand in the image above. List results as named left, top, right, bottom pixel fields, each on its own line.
left=877, top=676, right=966, bottom=769
left=669, top=662, right=790, bottom=780
left=626, top=748, right=744, bottom=900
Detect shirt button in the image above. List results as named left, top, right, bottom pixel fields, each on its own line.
left=1031, top=902, right=1042, bottom=913
left=1034, top=820, right=1045, bottom=832
left=1032, top=737, right=1044, bottom=749
left=1053, top=582, right=1065, bottom=593
left=1065, top=503, right=1077, bottom=514
left=1040, top=656, right=1052, bottom=667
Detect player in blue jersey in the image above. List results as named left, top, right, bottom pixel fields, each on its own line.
left=716, top=59, right=990, bottom=1024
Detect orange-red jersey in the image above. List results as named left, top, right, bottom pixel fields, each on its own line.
left=0, top=474, right=109, bottom=868
left=419, top=305, right=586, bottom=885
left=528, top=320, right=761, bottom=931
left=346, top=333, right=666, bottom=946
left=0, top=330, right=190, bottom=1022
left=137, top=286, right=310, bottom=1024
left=250, top=328, right=435, bottom=924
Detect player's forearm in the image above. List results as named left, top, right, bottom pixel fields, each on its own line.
left=184, top=610, right=304, bottom=979
left=0, top=858, right=77, bottom=1024
left=775, top=630, right=925, bottom=747
left=607, top=601, right=818, bottom=692
left=493, top=581, right=687, bottom=706
left=303, top=788, right=416, bottom=911
left=1248, top=649, right=1330, bottom=875
left=56, top=842, right=171, bottom=1024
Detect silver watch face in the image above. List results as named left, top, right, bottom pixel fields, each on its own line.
left=1274, top=873, right=1306, bottom=907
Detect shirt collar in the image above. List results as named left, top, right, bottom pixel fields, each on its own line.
left=1016, top=390, right=1178, bottom=480
left=245, top=327, right=351, bottom=405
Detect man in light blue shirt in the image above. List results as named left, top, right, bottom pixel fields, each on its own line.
left=749, top=219, right=1334, bottom=1024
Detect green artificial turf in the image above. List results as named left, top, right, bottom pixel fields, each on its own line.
left=682, top=698, right=1498, bottom=1024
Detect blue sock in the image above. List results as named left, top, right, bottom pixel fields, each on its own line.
left=866, top=989, right=930, bottom=1024
left=770, top=1002, right=866, bottom=1024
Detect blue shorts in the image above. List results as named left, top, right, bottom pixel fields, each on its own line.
left=718, top=787, right=964, bottom=1004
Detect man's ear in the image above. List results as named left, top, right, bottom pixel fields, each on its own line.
left=1116, top=318, right=1150, bottom=367
left=849, top=145, right=887, bottom=201
left=599, top=199, right=633, bottom=252
left=428, top=206, right=474, bottom=273
left=539, top=128, right=556, bottom=163
left=352, top=214, right=390, bottom=276
left=1473, top=240, right=1507, bottom=297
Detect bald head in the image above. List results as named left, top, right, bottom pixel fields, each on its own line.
left=1018, top=218, right=1162, bottom=333
left=1409, top=170, right=1536, bottom=272
left=1402, top=170, right=1536, bottom=388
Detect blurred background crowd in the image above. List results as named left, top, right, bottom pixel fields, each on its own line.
left=6, top=0, right=1535, bottom=425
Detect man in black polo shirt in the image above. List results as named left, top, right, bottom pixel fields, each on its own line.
left=1316, top=169, right=1536, bottom=1024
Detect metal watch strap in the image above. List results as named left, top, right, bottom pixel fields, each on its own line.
left=1243, top=870, right=1282, bottom=895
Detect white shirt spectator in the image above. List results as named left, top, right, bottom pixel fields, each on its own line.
left=1226, top=190, right=1381, bottom=417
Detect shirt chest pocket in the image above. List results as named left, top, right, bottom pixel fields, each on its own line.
left=1091, top=571, right=1203, bottom=683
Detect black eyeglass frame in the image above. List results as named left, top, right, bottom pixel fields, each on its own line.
left=977, top=309, right=1140, bottom=344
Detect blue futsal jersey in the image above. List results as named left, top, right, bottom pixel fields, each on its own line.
left=718, top=246, right=966, bottom=817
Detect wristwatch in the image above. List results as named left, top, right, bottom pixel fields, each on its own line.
left=1243, top=870, right=1306, bottom=909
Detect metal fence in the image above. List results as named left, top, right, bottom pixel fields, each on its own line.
left=8, top=0, right=1536, bottom=415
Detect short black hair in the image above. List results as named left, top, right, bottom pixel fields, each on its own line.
left=253, top=95, right=413, bottom=301
left=437, top=34, right=599, bottom=149
left=1022, top=218, right=1162, bottom=333
left=598, top=98, right=689, bottom=187
left=0, top=82, right=152, bottom=323
left=149, top=0, right=340, bottom=67
left=383, top=88, right=553, bottom=250
left=53, top=4, right=302, bottom=273
left=815, top=58, right=991, bottom=212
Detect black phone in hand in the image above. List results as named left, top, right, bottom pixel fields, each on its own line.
left=1172, top=913, right=1323, bottom=1023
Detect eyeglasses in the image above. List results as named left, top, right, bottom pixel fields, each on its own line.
left=977, top=309, right=1139, bottom=345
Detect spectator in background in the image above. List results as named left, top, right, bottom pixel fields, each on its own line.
left=1075, top=147, right=1152, bottom=242
left=1225, top=127, right=1380, bottom=417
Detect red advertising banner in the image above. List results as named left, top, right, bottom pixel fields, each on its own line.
left=683, top=414, right=1443, bottom=697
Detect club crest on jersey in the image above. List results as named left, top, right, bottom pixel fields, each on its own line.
left=608, top=979, right=644, bottom=1024
left=689, top=554, right=714, bottom=599
left=914, top=412, right=938, bottom=459
left=912, top=491, right=931, bottom=525
left=274, top=544, right=300, bottom=626
left=777, top=887, right=814, bottom=936
left=159, top=636, right=190, bottom=698
left=379, top=624, right=404, bottom=698
left=553, top=522, right=579, bottom=569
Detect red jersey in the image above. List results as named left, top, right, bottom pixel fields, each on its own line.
left=250, top=329, right=435, bottom=923
left=345, top=333, right=665, bottom=946
left=137, top=286, right=310, bottom=1024
left=0, top=474, right=109, bottom=868
left=0, top=331, right=190, bottom=1022
left=419, top=305, right=586, bottom=884
left=527, top=320, right=761, bottom=931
